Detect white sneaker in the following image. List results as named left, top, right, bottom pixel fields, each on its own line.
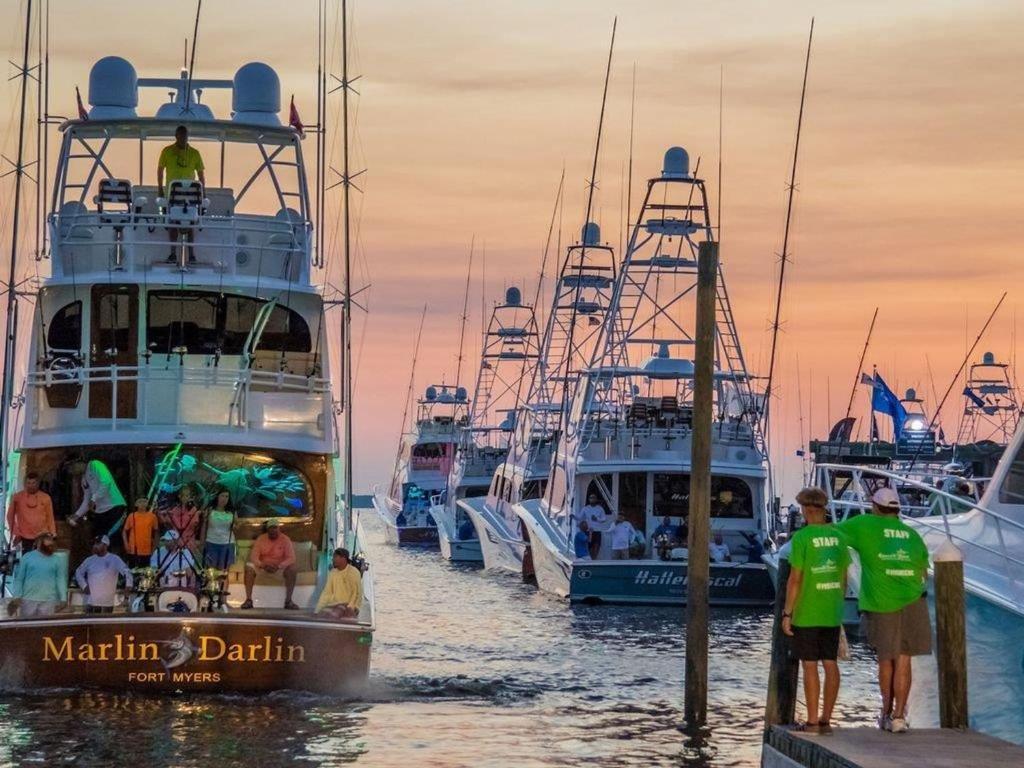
left=878, top=715, right=892, bottom=731
left=890, top=717, right=909, bottom=734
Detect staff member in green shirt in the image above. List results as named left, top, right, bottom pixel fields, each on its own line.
left=157, top=125, right=206, bottom=263
left=782, top=486, right=851, bottom=733
left=838, top=487, right=931, bottom=734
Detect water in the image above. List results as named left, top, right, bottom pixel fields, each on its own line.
left=0, top=514, right=884, bottom=767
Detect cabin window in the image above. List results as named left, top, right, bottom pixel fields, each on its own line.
left=652, top=473, right=755, bottom=520
left=464, top=485, right=489, bottom=499
left=999, top=441, right=1024, bottom=504
left=46, top=301, right=83, bottom=351
left=521, top=480, right=546, bottom=500
left=618, top=472, right=648, bottom=532
left=147, top=290, right=312, bottom=356
left=410, top=442, right=451, bottom=472
left=95, top=291, right=134, bottom=353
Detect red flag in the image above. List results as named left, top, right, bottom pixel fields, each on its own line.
left=289, top=95, right=304, bottom=136
left=75, top=86, right=88, bottom=121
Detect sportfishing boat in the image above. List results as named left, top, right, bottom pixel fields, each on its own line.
left=431, top=287, right=540, bottom=562
left=814, top=441, right=1024, bottom=745
left=462, top=223, right=615, bottom=578
left=514, top=148, right=775, bottom=606
left=956, top=351, right=1020, bottom=448
left=374, top=384, right=468, bottom=548
left=0, top=40, right=373, bottom=692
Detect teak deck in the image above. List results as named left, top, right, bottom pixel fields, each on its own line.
left=763, top=725, right=1024, bottom=768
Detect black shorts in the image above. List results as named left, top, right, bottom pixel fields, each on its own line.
left=790, top=625, right=840, bottom=661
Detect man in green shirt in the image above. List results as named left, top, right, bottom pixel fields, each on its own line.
left=838, top=487, right=931, bottom=734
left=157, top=125, right=205, bottom=262
left=782, top=486, right=851, bottom=733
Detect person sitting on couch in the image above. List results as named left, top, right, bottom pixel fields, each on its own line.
left=241, top=519, right=298, bottom=610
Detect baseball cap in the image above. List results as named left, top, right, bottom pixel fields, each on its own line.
left=795, top=487, right=828, bottom=508
left=93, top=535, right=110, bottom=545
left=265, top=518, right=281, bottom=528
left=871, top=487, right=901, bottom=510
left=161, top=529, right=180, bottom=542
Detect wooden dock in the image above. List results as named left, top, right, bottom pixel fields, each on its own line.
left=763, top=725, right=1024, bottom=768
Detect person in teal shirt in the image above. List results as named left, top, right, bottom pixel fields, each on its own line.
left=838, top=487, right=931, bottom=734
left=8, top=533, right=67, bottom=617
left=782, top=487, right=850, bottom=733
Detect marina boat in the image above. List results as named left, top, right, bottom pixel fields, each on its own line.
left=462, top=222, right=615, bottom=578
left=373, top=384, right=468, bottom=548
left=956, top=351, right=1021, bottom=447
left=815, top=444, right=1024, bottom=745
left=0, top=48, right=373, bottom=692
left=431, top=287, right=541, bottom=562
left=514, top=148, right=775, bottom=606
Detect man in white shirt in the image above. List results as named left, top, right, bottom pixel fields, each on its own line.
left=709, top=532, right=732, bottom=563
left=74, top=535, right=133, bottom=613
left=610, top=514, right=637, bottom=560
left=150, top=530, right=199, bottom=588
left=577, top=493, right=609, bottom=559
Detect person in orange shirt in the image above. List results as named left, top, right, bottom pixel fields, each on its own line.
left=122, top=498, right=159, bottom=569
left=241, top=519, right=298, bottom=610
left=6, top=471, right=56, bottom=553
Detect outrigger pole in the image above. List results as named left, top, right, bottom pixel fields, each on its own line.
left=390, top=305, right=428, bottom=490
left=341, top=0, right=354, bottom=532
left=843, top=306, right=878, bottom=443
left=0, top=0, right=35, bottom=503
left=454, top=239, right=475, bottom=388
left=760, top=18, right=814, bottom=454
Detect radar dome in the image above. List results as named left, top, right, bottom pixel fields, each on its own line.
left=663, top=147, right=690, bottom=179
left=232, top=63, right=281, bottom=126
left=983, top=351, right=995, bottom=365
left=425, top=386, right=438, bottom=401
left=505, top=287, right=522, bottom=307
left=455, top=386, right=468, bottom=402
left=905, top=388, right=917, bottom=400
left=581, top=222, right=600, bottom=246
left=87, top=57, right=138, bottom=119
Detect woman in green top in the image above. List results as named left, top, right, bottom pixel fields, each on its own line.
left=783, top=486, right=851, bottom=733
left=201, top=488, right=236, bottom=570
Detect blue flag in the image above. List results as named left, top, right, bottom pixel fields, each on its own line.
left=871, top=373, right=908, bottom=439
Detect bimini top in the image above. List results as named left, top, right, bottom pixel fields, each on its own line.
left=66, top=57, right=298, bottom=139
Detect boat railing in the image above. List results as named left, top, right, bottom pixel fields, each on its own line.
left=25, top=363, right=330, bottom=439
left=817, top=463, right=1024, bottom=615
left=49, top=209, right=311, bottom=282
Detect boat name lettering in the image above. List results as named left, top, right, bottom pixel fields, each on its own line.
left=41, top=634, right=306, bottom=664
left=632, top=570, right=742, bottom=589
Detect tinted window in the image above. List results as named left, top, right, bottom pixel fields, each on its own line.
left=651, top=473, right=755, bottom=520
left=47, top=301, right=82, bottom=351
left=147, top=291, right=312, bottom=355
left=999, top=442, right=1024, bottom=504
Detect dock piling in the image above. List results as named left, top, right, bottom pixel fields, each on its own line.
left=934, top=540, right=968, bottom=729
left=763, top=557, right=799, bottom=730
left=685, top=239, right=718, bottom=726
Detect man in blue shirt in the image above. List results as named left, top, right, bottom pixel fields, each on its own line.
left=573, top=519, right=592, bottom=560
left=652, top=516, right=680, bottom=544
left=8, top=533, right=66, bottom=617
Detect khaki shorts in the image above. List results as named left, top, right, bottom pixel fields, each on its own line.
left=863, top=597, right=933, bottom=661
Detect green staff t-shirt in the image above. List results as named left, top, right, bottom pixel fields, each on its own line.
left=838, top=513, right=929, bottom=613
left=788, top=523, right=850, bottom=628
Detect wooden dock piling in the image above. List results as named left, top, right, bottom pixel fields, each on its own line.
left=934, top=540, right=969, bottom=729
left=685, top=239, right=718, bottom=726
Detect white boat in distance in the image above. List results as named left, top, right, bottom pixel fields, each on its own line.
left=0, top=53, right=373, bottom=692
left=514, top=147, right=775, bottom=606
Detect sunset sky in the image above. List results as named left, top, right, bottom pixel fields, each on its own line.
left=1, top=1, right=1022, bottom=494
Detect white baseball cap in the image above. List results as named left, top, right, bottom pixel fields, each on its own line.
left=161, top=529, right=180, bottom=542
left=871, top=487, right=900, bottom=510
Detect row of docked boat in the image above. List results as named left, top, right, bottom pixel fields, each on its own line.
left=375, top=145, right=778, bottom=607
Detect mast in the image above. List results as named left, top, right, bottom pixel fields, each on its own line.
left=761, top=18, right=814, bottom=451
left=341, top=0, right=354, bottom=532
left=1, top=0, right=35, bottom=497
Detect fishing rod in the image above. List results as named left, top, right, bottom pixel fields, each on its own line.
left=905, top=292, right=1007, bottom=472
left=760, top=18, right=814, bottom=452
left=184, top=0, right=202, bottom=112
left=844, top=306, right=878, bottom=442
left=389, top=305, right=428, bottom=493
left=454, top=238, right=475, bottom=388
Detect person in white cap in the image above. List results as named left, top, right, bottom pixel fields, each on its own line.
left=150, top=529, right=198, bottom=588
left=837, top=486, right=931, bottom=733
left=74, top=535, right=133, bottom=613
